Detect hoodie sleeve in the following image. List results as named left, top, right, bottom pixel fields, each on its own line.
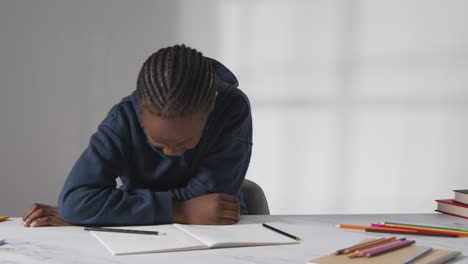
left=169, top=93, right=253, bottom=207
left=57, top=105, right=173, bottom=226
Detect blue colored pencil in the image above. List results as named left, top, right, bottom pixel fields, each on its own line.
left=402, top=247, right=433, bottom=264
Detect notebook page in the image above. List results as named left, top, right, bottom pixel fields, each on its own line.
left=89, top=224, right=207, bottom=255
left=174, top=223, right=299, bottom=248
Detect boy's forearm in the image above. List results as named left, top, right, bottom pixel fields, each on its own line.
left=172, top=199, right=185, bottom=223
left=171, top=193, right=240, bottom=225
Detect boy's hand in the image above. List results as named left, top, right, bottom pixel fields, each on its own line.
left=173, top=193, right=240, bottom=225
left=22, top=203, right=73, bottom=227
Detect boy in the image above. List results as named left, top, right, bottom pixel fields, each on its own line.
left=22, top=44, right=252, bottom=227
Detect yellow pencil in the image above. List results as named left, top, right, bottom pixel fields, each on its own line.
left=0, top=216, right=9, bottom=222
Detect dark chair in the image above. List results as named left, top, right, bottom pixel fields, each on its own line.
left=241, top=179, right=270, bottom=215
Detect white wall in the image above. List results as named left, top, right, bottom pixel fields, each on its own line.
left=1, top=0, right=467, bottom=216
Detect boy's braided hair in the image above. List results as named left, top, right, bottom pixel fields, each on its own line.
left=136, top=44, right=215, bottom=118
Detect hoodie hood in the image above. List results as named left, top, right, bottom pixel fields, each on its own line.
left=208, top=58, right=239, bottom=88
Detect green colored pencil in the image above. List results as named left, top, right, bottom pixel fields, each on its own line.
left=383, top=222, right=468, bottom=233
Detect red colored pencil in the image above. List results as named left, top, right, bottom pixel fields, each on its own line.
left=371, top=224, right=464, bottom=236
left=365, top=228, right=459, bottom=237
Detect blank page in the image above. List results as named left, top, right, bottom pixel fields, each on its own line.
left=174, top=223, right=299, bottom=248
left=90, top=225, right=207, bottom=255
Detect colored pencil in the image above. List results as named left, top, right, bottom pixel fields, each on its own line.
left=359, top=239, right=411, bottom=257
left=336, top=224, right=413, bottom=232
left=335, top=238, right=380, bottom=255
left=383, top=222, right=468, bottom=233
left=335, top=236, right=396, bottom=255
left=381, top=222, right=468, bottom=236
left=425, top=251, right=461, bottom=264
left=366, top=239, right=415, bottom=257
left=343, top=236, right=396, bottom=254
left=402, top=247, right=433, bottom=264
left=365, top=228, right=460, bottom=237
left=335, top=224, right=368, bottom=230
left=348, top=238, right=406, bottom=258
left=371, top=224, right=466, bottom=237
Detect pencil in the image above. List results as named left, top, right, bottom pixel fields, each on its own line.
left=335, top=237, right=386, bottom=254
left=342, top=236, right=397, bottom=254
left=365, top=228, right=459, bottom=237
left=262, top=223, right=301, bottom=241
left=335, top=224, right=369, bottom=230
left=336, top=224, right=410, bottom=232
left=347, top=238, right=406, bottom=258
left=358, top=239, right=411, bottom=257
left=84, top=227, right=166, bottom=235
left=366, top=239, right=415, bottom=257
left=335, top=238, right=380, bottom=254
left=402, top=247, right=433, bottom=264
left=383, top=222, right=468, bottom=232
left=382, top=222, right=468, bottom=235
left=371, top=224, right=466, bottom=237
left=425, top=251, right=461, bottom=264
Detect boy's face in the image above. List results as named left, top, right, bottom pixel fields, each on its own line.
left=141, top=109, right=209, bottom=157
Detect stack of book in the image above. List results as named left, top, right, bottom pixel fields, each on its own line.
left=435, top=189, right=468, bottom=219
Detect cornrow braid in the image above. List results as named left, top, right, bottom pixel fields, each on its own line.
left=136, top=44, right=216, bottom=118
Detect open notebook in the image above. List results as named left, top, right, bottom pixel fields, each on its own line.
left=89, top=223, right=300, bottom=255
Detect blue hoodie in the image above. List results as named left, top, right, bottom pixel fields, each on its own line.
left=57, top=59, right=252, bottom=225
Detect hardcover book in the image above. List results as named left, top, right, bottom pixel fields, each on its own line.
left=453, top=189, right=468, bottom=205
left=435, top=199, right=468, bottom=219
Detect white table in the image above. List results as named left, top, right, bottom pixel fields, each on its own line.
left=1, top=214, right=467, bottom=263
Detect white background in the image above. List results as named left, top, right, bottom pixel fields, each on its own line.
left=1, top=0, right=467, bottom=216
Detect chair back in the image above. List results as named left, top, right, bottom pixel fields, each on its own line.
left=241, top=179, right=270, bottom=215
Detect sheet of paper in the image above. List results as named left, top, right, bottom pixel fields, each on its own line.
left=90, top=224, right=206, bottom=255
left=174, top=223, right=299, bottom=248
